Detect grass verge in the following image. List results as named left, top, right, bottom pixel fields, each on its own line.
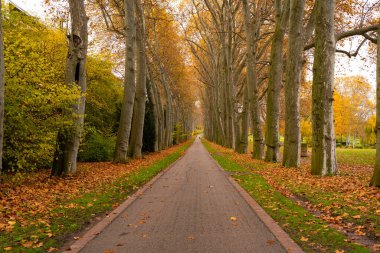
left=0, top=141, right=192, bottom=253
left=203, top=140, right=370, bottom=253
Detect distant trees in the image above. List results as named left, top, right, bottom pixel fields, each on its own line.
left=93, top=0, right=196, bottom=162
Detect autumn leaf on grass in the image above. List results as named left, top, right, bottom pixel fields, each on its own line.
left=300, top=237, right=309, bottom=242
left=3, top=247, right=12, bottom=251
left=354, top=230, right=366, bottom=236
left=335, top=250, right=345, bottom=253
left=22, top=241, right=34, bottom=248
left=352, top=215, right=361, bottom=219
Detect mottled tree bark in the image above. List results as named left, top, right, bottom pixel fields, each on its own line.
left=370, top=24, right=380, bottom=187
left=51, top=0, right=88, bottom=176
left=128, top=0, right=147, bottom=158
left=311, top=0, right=337, bottom=175
left=265, top=0, right=289, bottom=162
left=0, top=2, right=4, bottom=173
left=114, top=0, right=137, bottom=163
left=282, top=0, right=306, bottom=168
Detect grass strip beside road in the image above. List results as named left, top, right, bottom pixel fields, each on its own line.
left=203, top=140, right=370, bottom=253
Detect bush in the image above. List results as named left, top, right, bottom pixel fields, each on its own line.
left=78, top=132, right=115, bottom=162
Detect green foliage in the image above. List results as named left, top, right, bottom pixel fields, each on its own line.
left=2, top=11, right=123, bottom=172
left=3, top=11, right=80, bottom=171
left=78, top=131, right=115, bottom=162
left=85, top=56, right=123, bottom=135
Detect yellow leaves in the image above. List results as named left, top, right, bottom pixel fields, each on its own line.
left=300, top=236, right=309, bottom=242
left=3, top=247, right=13, bottom=251
left=229, top=216, right=237, bottom=221
left=352, top=215, right=361, bottom=219
left=335, top=250, right=345, bottom=253
left=375, top=209, right=380, bottom=216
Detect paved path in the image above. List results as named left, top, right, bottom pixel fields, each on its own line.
left=80, top=138, right=287, bottom=253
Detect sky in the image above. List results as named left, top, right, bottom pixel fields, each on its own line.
left=6, top=0, right=45, bottom=17
left=5, top=0, right=378, bottom=91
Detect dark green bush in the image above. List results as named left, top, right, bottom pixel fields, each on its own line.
left=78, top=132, right=115, bottom=162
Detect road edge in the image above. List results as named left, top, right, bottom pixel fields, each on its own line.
left=202, top=141, right=304, bottom=253
left=62, top=142, right=193, bottom=253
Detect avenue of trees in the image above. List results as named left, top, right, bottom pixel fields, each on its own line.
left=0, top=1, right=196, bottom=175
left=0, top=0, right=380, bottom=188
left=185, top=0, right=380, bottom=186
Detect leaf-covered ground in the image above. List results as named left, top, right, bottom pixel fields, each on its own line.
left=0, top=141, right=192, bottom=252
left=204, top=140, right=380, bottom=252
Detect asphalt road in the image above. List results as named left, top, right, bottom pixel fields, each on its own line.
left=80, top=138, right=286, bottom=253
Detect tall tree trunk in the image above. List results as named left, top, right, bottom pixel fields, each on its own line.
left=265, top=0, right=290, bottom=162
left=147, top=71, right=159, bottom=152
left=237, top=84, right=249, bottom=153
left=370, top=24, right=380, bottom=187
left=51, top=0, right=88, bottom=176
left=128, top=0, right=147, bottom=158
left=0, top=2, right=4, bottom=173
left=282, top=0, right=306, bottom=167
left=311, top=0, right=337, bottom=175
left=114, top=0, right=136, bottom=163
left=242, top=0, right=264, bottom=159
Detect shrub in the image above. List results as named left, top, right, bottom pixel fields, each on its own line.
left=78, top=132, right=115, bottom=162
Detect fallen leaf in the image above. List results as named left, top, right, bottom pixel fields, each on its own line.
left=266, top=240, right=276, bottom=245
left=300, top=237, right=309, bottom=242
left=3, top=247, right=12, bottom=251
left=230, top=216, right=237, bottom=221
left=22, top=241, right=34, bottom=248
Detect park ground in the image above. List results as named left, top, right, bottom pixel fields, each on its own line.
left=0, top=138, right=379, bottom=253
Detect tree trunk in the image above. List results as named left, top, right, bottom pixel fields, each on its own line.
left=370, top=24, right=380, bottom=187
left=265, top=0, right=289, bottom=162
left=51, top=0, right=88, bottom=176
left=311, top=0, right=337, bottom=175
left=147, top=71, right=159, bottom=152
left=242, top=0, right=264, bottom=159
left=0, top=2, right=4, bottom=173
left=237, top=84, right=249, bottom=153
left=282, top=0, right=306, bottom=168
left=114, top=0, right=137, bottom=163
left=128, top=0, right=147, bottom=159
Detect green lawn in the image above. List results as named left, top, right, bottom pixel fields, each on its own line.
left=336, top=148, right=375, bottom=166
